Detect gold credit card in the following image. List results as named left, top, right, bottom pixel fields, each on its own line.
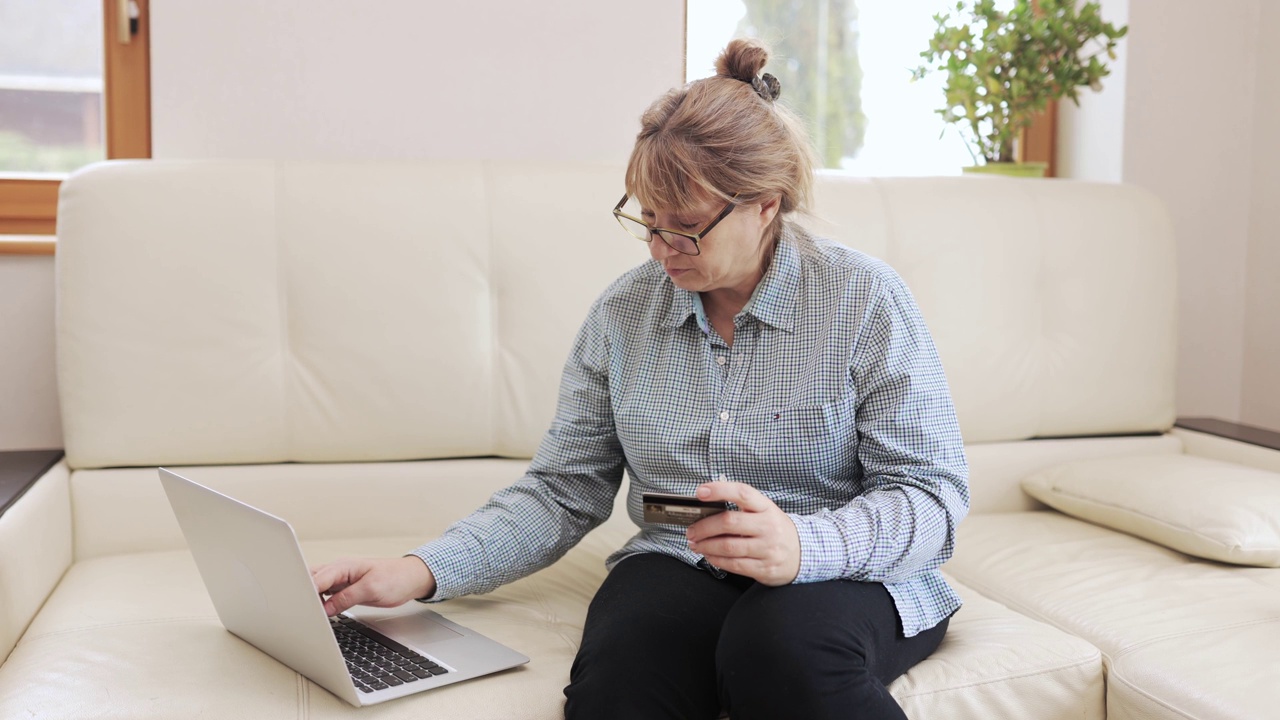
left=642, top=492, right=729, bottom=526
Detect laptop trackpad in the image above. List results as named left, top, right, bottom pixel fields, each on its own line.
left=367, top=613, right=464, bottom=647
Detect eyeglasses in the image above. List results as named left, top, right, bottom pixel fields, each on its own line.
left=612, top=193, right=738, bottom=256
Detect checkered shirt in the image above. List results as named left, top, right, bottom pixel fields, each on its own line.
left=410, top=223, right=970, bottom=637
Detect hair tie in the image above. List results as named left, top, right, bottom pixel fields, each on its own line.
left=749, top=73, right=781, bottom=102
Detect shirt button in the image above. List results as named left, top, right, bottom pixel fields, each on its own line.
left=719, top=410, right=730, bottom=422
left=716, top=356, right=727, bottom=366
left=717, top=474, right=728, bottom=482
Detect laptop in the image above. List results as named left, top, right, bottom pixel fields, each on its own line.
left=158, top=467, right=529, bottom=707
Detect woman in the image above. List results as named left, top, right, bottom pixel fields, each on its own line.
left=311, top=38, right=969, bottom=720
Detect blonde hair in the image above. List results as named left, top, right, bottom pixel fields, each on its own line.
left=625, top=38, right=817, bottom=241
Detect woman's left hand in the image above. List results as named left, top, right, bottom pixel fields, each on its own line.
left=686, top=482, right=801, bottom=586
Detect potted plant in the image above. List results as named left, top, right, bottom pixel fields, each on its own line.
left=912, top=0, right=1127, bottom=177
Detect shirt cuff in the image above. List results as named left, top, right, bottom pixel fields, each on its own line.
left=405, top=533, right=477, bottom=603
left=788, top=511, right=851, bottom=584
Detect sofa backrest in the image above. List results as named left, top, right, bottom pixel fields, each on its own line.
left=55, top=161, right=1175, bottom=469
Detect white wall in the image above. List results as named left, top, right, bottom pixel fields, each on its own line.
left=1122, top=0, right=1260, bottom=423
left=1059, top=0, right=1272, bottom=426
left=0, top=255, right=61, bottom=451
left=1240, top=1, right=1280, bottom=430
left=149, top=0, right=685, bottom=164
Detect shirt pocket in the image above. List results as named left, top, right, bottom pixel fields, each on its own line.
left=739, top=395, right=859, bottom=485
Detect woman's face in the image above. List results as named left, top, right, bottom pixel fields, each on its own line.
left=642, top=194, right=780, bottom=298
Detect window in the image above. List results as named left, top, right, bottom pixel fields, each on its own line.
left=686, top=0, right=1055, bottom=176
left=0, top=0, right=151, bottom=250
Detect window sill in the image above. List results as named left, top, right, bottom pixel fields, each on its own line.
left=1174, top=417, right=1280, bottom=452
left=0, top=449, right=64, bottom=519
left=0, top=236, right=56, bottom=256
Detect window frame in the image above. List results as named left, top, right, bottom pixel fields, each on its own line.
left=680, top=1, right=1058, bottom=178
left=0, top=0, right=151, bottom=254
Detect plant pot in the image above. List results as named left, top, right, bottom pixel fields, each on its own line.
left=962, top=162, right=1048, bottom=178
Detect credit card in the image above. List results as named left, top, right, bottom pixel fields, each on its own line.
left=642, top=492, right=729, bottom=526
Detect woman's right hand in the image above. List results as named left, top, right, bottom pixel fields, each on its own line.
left=310, top=556, right=438, bottom=617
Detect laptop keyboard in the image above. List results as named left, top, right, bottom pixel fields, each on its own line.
left=329, top=615, right=451, bottom=693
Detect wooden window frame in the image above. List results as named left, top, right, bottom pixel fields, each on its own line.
left=1023, top=102, right=1057, bottom=177
left=0, top=0, right=151, bottom=255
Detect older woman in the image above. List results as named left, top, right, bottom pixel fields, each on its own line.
left=311, top=38, right=968, bottom=720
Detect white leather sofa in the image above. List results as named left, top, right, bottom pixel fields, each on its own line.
left=1, top=160, right=1276, bottom=719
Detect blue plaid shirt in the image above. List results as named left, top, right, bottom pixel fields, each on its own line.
left=411, top=223, right=970, bottom=637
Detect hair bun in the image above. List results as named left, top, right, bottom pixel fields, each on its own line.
left=714, top=38, right=770, bottom=83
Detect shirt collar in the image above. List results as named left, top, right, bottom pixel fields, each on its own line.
left=666, top=224, right=801, bottom=333
left=669, top=283, right=699, bottom=330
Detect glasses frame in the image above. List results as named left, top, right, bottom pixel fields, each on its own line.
left=612, top=193, right=739, bottom=256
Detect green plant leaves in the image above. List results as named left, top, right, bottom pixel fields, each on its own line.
left=913, top=0, right=1127, bottom=163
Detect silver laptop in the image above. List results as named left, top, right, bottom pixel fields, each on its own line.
left=158, top=467, right=529, bottom=707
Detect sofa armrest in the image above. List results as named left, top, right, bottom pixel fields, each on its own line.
left=0, top=459, right=72, bottom=664
left=1173, top=417, right=1280, bottom=473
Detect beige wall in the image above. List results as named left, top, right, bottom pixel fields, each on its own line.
left=1240, top=1, right=1280, bottom=430
left=1122, top=0, right=1260, bottom=423
left=149, top=0, right=685, bottom=164
left=1059, top=0, right=1274, bottom=428
left=0, top=255, right=61, bottom=451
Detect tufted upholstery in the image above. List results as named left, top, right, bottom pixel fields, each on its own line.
left=54, top=162, right=1175, bottom=470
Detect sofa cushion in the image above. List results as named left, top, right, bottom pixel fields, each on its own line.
left=1106, top=620, right=1280, bottom=720
left=945, top=511, right=1280, bottom=720
left=65, top=438, right=1192, bottom=562
left=891, top=578, right=1104, bottom=719
left=67, top=459, right=534, bottom=560
left=0, top=537, right=1104, bottom=718
left=965, top=434, right=1183, bottom=513
left=1022, top=454, right=1280, bottom=566
left=58, top=165, right=1177, bottom=469
left=0, top=538, right=584, bottom=720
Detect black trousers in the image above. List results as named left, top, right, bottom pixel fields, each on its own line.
left=563, top=553, right=949, bottom=720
